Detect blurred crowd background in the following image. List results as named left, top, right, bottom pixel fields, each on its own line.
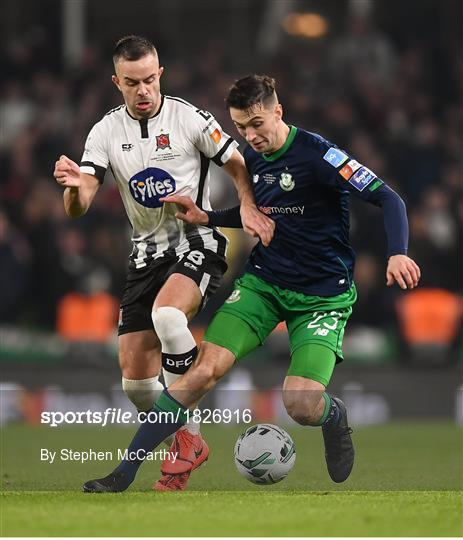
left=1, top=0, right=462, bottom=365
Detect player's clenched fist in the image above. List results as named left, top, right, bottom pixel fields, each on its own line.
left=54, top=155, right=81, bottom=188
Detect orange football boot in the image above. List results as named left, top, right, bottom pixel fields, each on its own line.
left=153, top=429, right=209, bottom=491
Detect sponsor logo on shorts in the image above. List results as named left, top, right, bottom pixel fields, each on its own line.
left=129, top=168, right=176, bottom=208
left=323, top=147, right=348, bottom=167
left=348, top=166, right=376, bottom=191
left=122, top=143, right=134, bottom=152
left=253, top=174, right=259, bottom=184
left=339, top=159, right=362, bottom=180
left=226, top=290, right=241, bottom=303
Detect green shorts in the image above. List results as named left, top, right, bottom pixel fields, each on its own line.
left=204, top=273, right=356, bottom=383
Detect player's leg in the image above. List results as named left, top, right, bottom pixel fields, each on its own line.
left=82, top=340, right=238, bottom=493
left=153, top=280, right=272, bottom=490
left=82, top=275, right=276, bottom=492
left=82, top=261, right=171, bottom=495
left=152, top=327, right=261, bottom=490
left=284, top=375, right=354, bottom=484
left=119, top=330, right=164, bottom=413
left=151, top=272, right=208, bottom=490
left=150, top=249, right=226, bottom=489
left=152, top=272, right=202, bottom=428
left=152, top=249, right=225, bottom=418
left=152, top=275, right=280, bottom=490
left=117, top=259, right=171, bottom=414
left=282, top=348, right=332, bottom=426
left=283, top=287, right=356, bottom=483
left=155, top=339, right=240, bottom=491
left=154, top=302, right=267, bottom=410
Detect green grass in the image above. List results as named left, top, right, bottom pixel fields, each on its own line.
left=1, top=422, right=462, bottom=536
left=2, top=491, right=461, bottom=536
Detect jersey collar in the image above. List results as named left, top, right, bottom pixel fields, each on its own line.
left=262, top=125, right=297, bottom=162
left=125, top=96, right=165, bottom=138
left=124, top=95, right=165, bottom=121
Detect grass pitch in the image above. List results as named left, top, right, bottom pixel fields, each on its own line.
left=1, top=422, right=462, bottom=536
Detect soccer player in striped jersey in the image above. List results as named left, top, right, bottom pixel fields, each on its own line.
left=82, top=75, right=420, bottom=492
left=54, top=38, right=273, bottom=492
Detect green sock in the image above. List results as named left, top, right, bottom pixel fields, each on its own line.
left=155, top=390, right=189, bottom=423
left=314, top=392, right=332, bottom=426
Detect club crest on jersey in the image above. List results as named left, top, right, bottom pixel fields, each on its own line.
left=156, top=133, right=171, bottom=150
left=279, top=172, right=295, bottom=191
left=129, top=167, right=176, bottom=208
left=225, top=289, right=241, bottom=303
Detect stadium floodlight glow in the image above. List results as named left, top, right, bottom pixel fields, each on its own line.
left=282, top=13, right=329, bottom=39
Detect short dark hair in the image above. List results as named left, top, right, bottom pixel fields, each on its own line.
left=113, top=35, right=157, bottom=66
left=225, top=75, right=277, bottom=111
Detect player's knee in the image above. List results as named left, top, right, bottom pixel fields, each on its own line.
left=122, top=376, right=164, bottom=412
left=152, top=306, right=188, bottom=342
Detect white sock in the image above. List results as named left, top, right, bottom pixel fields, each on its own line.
left=121, top=375, right=173, bottom=446
left=122, top=375, right=163, bottom=412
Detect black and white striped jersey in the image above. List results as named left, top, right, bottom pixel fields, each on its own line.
left=80, top=96, right=237, bottom=268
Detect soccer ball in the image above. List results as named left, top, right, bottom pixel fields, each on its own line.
left=234, top=423, right=296, bottom=484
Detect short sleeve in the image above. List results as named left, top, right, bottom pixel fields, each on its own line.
left=188, top=108, right=239, bottom=166
left=80, top=119, right=109, bottom=183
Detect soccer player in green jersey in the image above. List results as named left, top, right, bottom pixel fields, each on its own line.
left=84, top=75, right=420, bottom=492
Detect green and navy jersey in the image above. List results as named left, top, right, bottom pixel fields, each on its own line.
left=241, top=126, right=406, bottom=296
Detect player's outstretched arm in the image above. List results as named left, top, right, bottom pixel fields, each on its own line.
left=54, top=155, right=100, bottom=218
left=386, top=254, right=421, bottom=290
left=161, top=195, right=243, bottom=229
left=222, top=150, right=275, bottom=246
